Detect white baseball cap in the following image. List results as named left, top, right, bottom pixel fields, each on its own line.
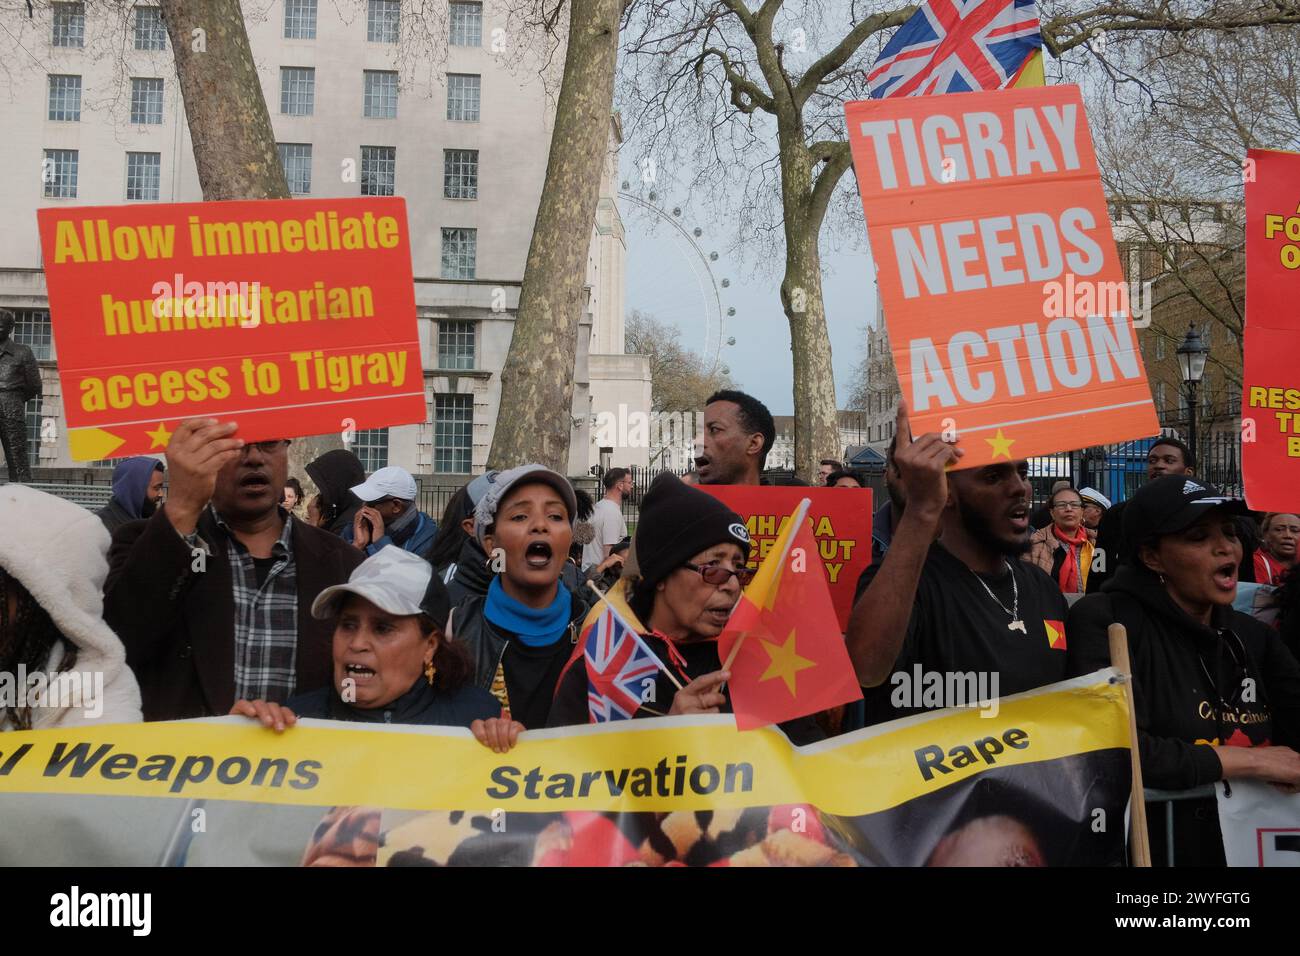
left=350, top=466, right=418, bottom=504
left=311, top=546, right=450, bottom=623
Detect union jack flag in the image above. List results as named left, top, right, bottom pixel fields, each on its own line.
left=583, top=607, right=664, bottom=723
left=868, top=0, right=1041, bottom=98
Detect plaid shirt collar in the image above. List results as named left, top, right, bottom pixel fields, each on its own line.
left=209, top=504, right=296, bottom=555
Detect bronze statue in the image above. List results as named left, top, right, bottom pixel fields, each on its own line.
left=0, top=310, right=42, bottom=483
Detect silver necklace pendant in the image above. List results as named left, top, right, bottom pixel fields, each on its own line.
left=1008, top=620, right=1027, bottom=633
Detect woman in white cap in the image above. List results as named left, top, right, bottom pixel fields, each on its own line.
left=231, top=546, right=500, bottom=727
left=0, top=485, right=141, bottom=729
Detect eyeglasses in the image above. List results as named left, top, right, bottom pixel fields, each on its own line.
left=682, top=561, right=756, bottom=587
left=241, top=439, right=292, bottom=455
left=1051, top=501, right=1083, bottom=511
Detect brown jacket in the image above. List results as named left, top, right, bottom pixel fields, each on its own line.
left=104, top=507, right=363, bottom=721
left=1025, top=524, right=1096, bottom=590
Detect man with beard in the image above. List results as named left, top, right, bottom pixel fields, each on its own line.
left=845, top=403, right=1069, bottom=726
left=104, top=419, right=363, bottom=720
left=96, top=457, right=166, bottom=536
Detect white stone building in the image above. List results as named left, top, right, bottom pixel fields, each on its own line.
left=0, top=0, right=649, bottom=481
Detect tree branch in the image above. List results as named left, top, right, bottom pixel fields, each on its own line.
left=694, top=44, right=775, bottom=114
left=793, top=4, right=917, bottom=109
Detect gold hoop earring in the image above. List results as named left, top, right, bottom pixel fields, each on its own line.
left=424, top=660, right=437, bottom=686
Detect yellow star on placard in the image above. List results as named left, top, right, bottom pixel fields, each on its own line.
left=985, top=429, right=1015, bottom=460
left=758, top=628, right=816, bottom=697
left=145, top=422, right=173, bottom=449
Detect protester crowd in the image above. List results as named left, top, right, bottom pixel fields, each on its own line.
left=2, top=385, right=1299, bottom=867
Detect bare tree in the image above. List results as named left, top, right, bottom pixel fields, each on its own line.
left=619, top=0, right=1300, bottom=480
left=1084, top=25, right=1300, bottom=387
left=626, top=308, right=733, bottom=411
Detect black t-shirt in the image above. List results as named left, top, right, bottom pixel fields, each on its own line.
left=854, top=542, right=1070, bottom=726
left=251, top=554, right=278, bottom=589
left=503, top=636, right=577, bottom=732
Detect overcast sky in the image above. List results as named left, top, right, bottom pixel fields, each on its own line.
left=621, top=186, right=879, bottom=418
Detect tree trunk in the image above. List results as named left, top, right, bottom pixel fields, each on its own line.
left=777, top=133, right=840, bottom=481
left=782, top=242, right=840, bottom=480
left=159, top=0, right=289, bottom=201
left=486, top=0, right=621, bottom=473
left=160, top=0, right=341, bottom=483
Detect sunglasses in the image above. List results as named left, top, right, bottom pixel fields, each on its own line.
left=682, top=561, right=756, bottom=587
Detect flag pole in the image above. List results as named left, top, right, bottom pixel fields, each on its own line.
left=586, top=581, right=684, bottom=691
left=1108, top=623, right=1152, bottom=868
left=720, top=497, right=812, bottom=673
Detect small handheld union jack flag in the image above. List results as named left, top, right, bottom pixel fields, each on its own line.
left=583, top=607, right=666, bottom=723
left=868, top=0, right=1042, bottom=98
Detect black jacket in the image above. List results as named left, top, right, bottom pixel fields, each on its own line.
left=287, top=678, right=500, bottom=727
left=104, top=508, right=363, bottom=720
left=548, top=630, right=826, bottom=746
left=1068, top=564, right=1300, bottom=864
left=443, top=537, right=493, bottom=608
left=450, top=585, right=591, bottom=730
left=96, top=498, right=139, bottom=537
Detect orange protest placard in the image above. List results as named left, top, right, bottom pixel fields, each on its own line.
left=845, top=86, right=1158, bottom=468
left=36, top=198, right=424, bottom=461
left=1242, top=148, right=1300, bottom=511
left=696, top=485, right=872, bottom=632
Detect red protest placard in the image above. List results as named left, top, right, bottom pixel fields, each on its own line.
left=845, top=86, right=1158, bottom=468
left=696, top=485, right=872, bottom=632
left=36, top=198, right=424, bottom=461
left=1242, top=148, right=1300, bottom=511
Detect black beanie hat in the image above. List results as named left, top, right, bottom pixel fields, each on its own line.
left=633, top=473, right=752, bottom=591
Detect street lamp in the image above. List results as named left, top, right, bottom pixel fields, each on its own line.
left=1175, top=322, right=1210, bottom=459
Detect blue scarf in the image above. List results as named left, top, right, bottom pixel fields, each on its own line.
left=484, top=576, right=572, bottom=647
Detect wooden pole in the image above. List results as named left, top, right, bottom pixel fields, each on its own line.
left=1108, top=622, right=1152, bottom=867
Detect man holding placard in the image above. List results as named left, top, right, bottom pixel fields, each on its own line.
left=104, top=419, right=363, bottom=721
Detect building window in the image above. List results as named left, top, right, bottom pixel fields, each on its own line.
left=1202, top=322, right=1213, bottom=348
left=280, top=67, right=315, bottom=116
left=11, top=309, right=53, bottom=361
left=440, top=228, right=476, bottom=279
left=446, top=74, right=480, bottom=121
left=52, top=2, right=84, bottom=47
left=130, top=77, right=164, bottom=124
left=352, top=428, right=389, bottom=471
left=47, top=74, right=81, bottom=121
left=360, top=145, right=395, bottom=196
left=43, top=149, right=78, bottom=198
left=134, top=5, right=166, bottom=49
left=434, top=394, right=472, bottom=472
left=367, top=0, right=399, bottom=42
left=1155, top=336, right=1165, bottom=361
left=278, top=143, right=312, bottom=195
left=284, top=0, right=317, bottom=39
left=363, top=70, right=398, bottom=118
left=125, top=152, right=161, bottom=201
left=444, top=149, right=478, bottom=199
left=449, top=2, right=482, bottom=45
left=438, top=320, right=476, bottom=369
